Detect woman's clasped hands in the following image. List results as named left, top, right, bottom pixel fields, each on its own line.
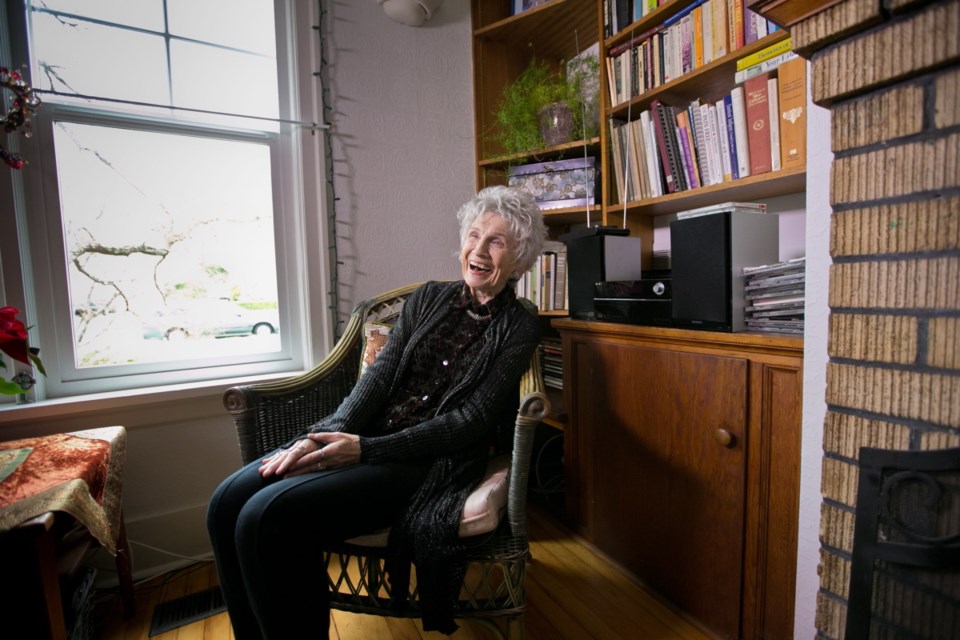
left=259, top=432, right=362, bottom=478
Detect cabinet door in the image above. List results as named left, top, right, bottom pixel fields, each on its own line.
left=572, top=339, right=748, bottom=639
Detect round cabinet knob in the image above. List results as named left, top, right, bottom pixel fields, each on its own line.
left=653, top=281, right=665, bottom=296
left=715, top=429, right=736, bottom=448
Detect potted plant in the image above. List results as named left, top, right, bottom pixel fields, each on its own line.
left=492, top=54, right=599, bottom=156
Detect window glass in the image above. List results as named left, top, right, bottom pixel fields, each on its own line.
left=170, top=40, right=278, bottom=121
left=30, top=11, right=169, bottom=104
left=167, top=0, right=276, bottom=56
left=52, top=122, right=280, bottom=369
left=7, top=0, right=316, bottom=397
left=33, top=0, right=164, bottom=31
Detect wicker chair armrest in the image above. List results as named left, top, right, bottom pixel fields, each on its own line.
left=223, top=283, right=424, bottom=466
left=506, top=353, right=550, bottom=538
left=223, top=311, right=366, bottom=465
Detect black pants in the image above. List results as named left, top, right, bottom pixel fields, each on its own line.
left=206, top=453, right=430, bottom=640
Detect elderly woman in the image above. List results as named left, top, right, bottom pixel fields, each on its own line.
left=207, top=185, right=547, bottom=639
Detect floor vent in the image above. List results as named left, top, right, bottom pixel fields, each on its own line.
left=149, top=586, right=226, bottom=636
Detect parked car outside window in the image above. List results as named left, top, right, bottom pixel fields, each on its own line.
left=142, top=300, right=279, bottom=341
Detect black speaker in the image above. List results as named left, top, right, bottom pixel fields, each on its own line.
left=670, top=211, right=779, bottom=332
left=561, top=227, right=643, bottom=319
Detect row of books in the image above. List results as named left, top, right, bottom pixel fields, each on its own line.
left=508, top=0, right=550, bottom=16
left=743, top=257, right=805, bottom=334
left=608, top=54, right=806, bottom=202
left=540, top=336, right=563, bottom=391
left=516, top=241, right=569, bottom=313
left=605, top=0, right=781, bottom=104
left=603, top=0, right=661, bottom=36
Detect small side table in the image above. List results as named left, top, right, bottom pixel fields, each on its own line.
left=0, top=426, right=135, bottom=639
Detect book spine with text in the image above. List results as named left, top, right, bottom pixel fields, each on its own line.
left=768, top=75, right=781, bottom=172
left=729, top=88, right=750, bottom=178
left=641, top=110, right=664, bottom=197
left=651, top=100, right=684, bottom=193
left=716, top=98, right=733, bottom=181
left=777, top=56, right=807, bottom=169
left=675, top=110, right=698, bottom=189
left=744, top=73, right=772, bottom=175
left=690, top=102, right=712, bottom=186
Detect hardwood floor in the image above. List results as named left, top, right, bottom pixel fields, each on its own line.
left=93, top=507, right=713, bottom=639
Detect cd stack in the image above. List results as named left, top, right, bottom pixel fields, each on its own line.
left=539, top=336, right=563, bottom=392
left=743, top=257, right=806, bottom=334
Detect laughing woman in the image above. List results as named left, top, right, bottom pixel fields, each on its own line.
left=207, top=185, right=547, bottom=639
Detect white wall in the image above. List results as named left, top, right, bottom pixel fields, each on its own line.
left=0, top=0, right=476, bottom=583
left=326, top=0, right=474, bottom=322
left=794, top=68, right=832, bottom=639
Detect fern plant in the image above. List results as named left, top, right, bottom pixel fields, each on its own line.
left=492, top=55, right=599, bottom=156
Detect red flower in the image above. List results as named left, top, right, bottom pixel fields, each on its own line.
left=0, top=306, right=31, bottom=365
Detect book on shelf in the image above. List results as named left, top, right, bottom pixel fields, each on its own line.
left=768, top=75, right=781, bottom=172
left=734, top=50, right=798, bottom=83
left=511, top=0, right=551, bottom=15
left=693, top=5, right=705, bottom=68
left=610, top=80, right=793, bottom=202
left=712, top=0, right=729, bottom=59
left=631, top=118, right=652, bottom=198
left=744, top=73, right=772, bottom=176
left=650, top=99, right=684, bottom=194
left=736, top=35, right=792, bottom=71
left=690, top=100, right=715, bottom=187
left=553, top=247, right=567, bottom=311
left=706, top=102, right=726, bottom=185
left=721, top=95, right=739, bottom=180
left=744, top=8, right=768, bottom=44
left=519, top=241, right=569, bottom=313
left=730, top=85, right=751, bottom=178
left=640, top=109, right=664, bottom=197
left=729, top=0, right=745, bottom=52
left=676, top=109, right=701, bottom=190
left=702, top=1, right=714, bottom=66
left=777, top=56, right=807, bottom=170
left=605, top=0, right=782, bottom=109
left=542, top=251, right=556, bottom=311
left=609, top=119, right=628, bottom=202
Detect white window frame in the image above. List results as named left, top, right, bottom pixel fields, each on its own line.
left=0, top=0, right=333, bottom=399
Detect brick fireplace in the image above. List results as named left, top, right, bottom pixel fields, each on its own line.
left=752, top=0, right=959, bottom=636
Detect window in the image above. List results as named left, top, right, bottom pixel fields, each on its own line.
left=1, top=0, right=331, bottom=397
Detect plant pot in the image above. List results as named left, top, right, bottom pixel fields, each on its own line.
left=539, top=102, right=574, bottom=147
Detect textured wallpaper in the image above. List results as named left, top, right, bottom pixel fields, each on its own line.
left=323, top=0, right=475, bottom=323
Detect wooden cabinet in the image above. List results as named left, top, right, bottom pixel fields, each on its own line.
left=554, top=319, right=803, bottom=640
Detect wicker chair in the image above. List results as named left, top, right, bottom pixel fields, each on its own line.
left=222, top=283, right=549, bottom=639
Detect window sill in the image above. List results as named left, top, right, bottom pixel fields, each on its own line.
left=0, top=371, right=303, bottom=426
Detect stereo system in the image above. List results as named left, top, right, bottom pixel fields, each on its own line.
left=560, top=226, right=643, bottom=320
left=562, top=211, right=779, bottom=332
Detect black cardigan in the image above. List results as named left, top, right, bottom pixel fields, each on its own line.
left=308, top=280, right=540, bottom=633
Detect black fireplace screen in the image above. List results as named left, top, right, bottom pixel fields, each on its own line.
left=846, top=446, right=960, bottom=639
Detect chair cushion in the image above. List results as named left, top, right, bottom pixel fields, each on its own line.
left=359, top=321, right=391, bottom=378
left=458, top=453, right=510, bottom=537
left=344, top=454, right=511, bottom=546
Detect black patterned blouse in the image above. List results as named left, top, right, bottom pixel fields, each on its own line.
left=374, top=284, right=512, bottom=435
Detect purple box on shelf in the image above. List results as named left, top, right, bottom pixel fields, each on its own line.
left=507, top=157, right=597, bottom=211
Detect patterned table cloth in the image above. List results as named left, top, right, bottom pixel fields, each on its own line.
left=0, top=426, right=126, bottom=554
